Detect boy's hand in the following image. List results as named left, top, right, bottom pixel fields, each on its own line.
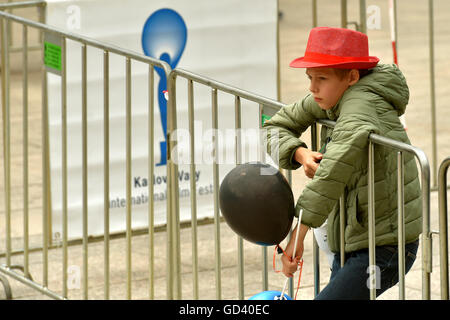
left=294, top=147, right=322, bottom=179
left=281, top=241, right=304, bottom=278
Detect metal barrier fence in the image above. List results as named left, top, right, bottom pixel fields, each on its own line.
left=438, top=157, right=450, bottom=299
left=0, top=2, right=172, bottom=300
left=0, top=0, right=447, bottom=301
left=367, top=133, right=431, bottom=300
left=308, top=120, right=433, bottom=300
left=167, top=68, right=290, bottom=300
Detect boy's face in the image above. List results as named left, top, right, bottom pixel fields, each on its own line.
left=306, top=68, right=358, bottom=110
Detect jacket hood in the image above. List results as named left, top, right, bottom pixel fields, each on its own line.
left=354, top=63, right=410, bottom=116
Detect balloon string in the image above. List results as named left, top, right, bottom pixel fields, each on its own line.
left=273, top=210, right=303, bottom=300
left=273, top=245, right=304, bottom=300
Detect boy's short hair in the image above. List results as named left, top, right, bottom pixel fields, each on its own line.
left=333, top=68, right=373, bottom=80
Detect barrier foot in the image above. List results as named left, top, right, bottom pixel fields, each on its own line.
left=0, top=275, right=12, bottom=300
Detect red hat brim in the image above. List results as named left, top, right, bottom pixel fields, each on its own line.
left=289, top=55, right=380, bottom=69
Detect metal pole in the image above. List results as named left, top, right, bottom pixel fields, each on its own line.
left=148, top=65, right=155, bottom=300
left=397, top=152, right=405, bottom=300
left=428, top=0, right=437, bottom=188
left=311, top=122, right=320, bottom=297
left=40, top=20, right=49, bottom=290
left=125, top=57, right=132, bottom=300
left=359, top=0, right=367, bottom=34
left=235, top=96, right=244, bottom=300
left=312, top=0, right=318, bottom=28
left=103, top=50, right=110, bottom=300
left=438, top=157, right=450, bottom=300
left=259, top=104, right=269, bottom=292
left=276, top=0, right=280, bottom=101
left=211, top=88, right=222, bottom=299
left=166, top=71, right=182, bottom=300
left=1, top=17, right=11, bottom=268
left=61, top=36, right=68, bottom=298
left=81, top=43, right=88, bottom=300
left=187, top=79, right=199, bottom=299
left=339, top=196, right=346, bottom=267
left=368, top=141, right=376, bottom=300
left=341, top=0, right=348, bottom=28
left=22, top=24, right=30, bottom=279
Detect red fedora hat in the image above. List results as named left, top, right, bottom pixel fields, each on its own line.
left=290, top=27, right=379, bottom=69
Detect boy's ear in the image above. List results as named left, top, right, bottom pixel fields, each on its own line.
left=348, top=69, right=360, bottom=86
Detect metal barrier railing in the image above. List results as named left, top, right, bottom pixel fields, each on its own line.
left=0, top=0, right=444, bottom=301
left=367, top=134, right=431, bottom=300
left=438, top=157, right=450, bottom=299
left=167, top=68, right=289, bottom=300
left=312, top=120, right=433, bottom=300
left=0, top=4, right=171, bottom=300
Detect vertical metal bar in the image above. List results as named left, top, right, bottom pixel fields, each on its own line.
left=61, top=36, right=68, bottom=298
left=286, top=169, right=294, bottom=299
left=125, top=57, right=132, bottom=300
left=187, top=79, right=199, bottom=299
left=359, top=0, right=367, bottom=34
left=341, top=0, right=348, bottom=28
left=393, top=0, right=398, bottom=50
left=211, top=88, right=222, bottom=299
left=39, top=0, right=53, bottom=263
left=148, top=65, right=155, bottom=300
left=276, top=0, right=280, bottom=101
left=1, top=17, right=11, bottom=268
left=421, top=157, right=432, bottom=300
left=103, top=50, right=110, bottom=300
left=166, top=73, right=176, bottom=300
left=41, top=24, right=49, bottom=290
left=22, top=24, right=30, bottom=279
left=339, top=196, right=346, bottom=267
left=368, top=141, right=376, bottom=300
left=311, top=122, right=320, bottom=297
left=397, top=152, right=405, bottom=300
left=81, top=43, right=88, bottom=300
left=438, top=158, right=450, bottom=300
left=312, top=0, right=318, bottom=28
left=235, top=96, right=244, bottom=300
left=428, top=0, right=437, bottom=188
left=172, top=119, right=182, bottom=299
left=164, top=73, right=181, bottom=300
left=259, top=104, right=268, bottom=292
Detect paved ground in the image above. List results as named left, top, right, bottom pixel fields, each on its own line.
left=0, top=0, right=449, bottom=300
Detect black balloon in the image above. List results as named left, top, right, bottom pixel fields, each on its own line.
left=219, top=162, right=295, bottom=246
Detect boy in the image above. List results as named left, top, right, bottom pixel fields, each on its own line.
left=263, top=27, right=422, bottom=299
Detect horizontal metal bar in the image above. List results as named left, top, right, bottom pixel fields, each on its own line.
left=9, top=45, right=41, bottom=53
left=0, top=10, right=171, bottom=72
left=317, top=119, right=336, bottom=128
left=0, top=0, right=45, bottom=10
left=172, top=68, right=284, bottom=111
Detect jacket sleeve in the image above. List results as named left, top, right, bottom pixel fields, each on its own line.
left=296, top=103, right=380, bottom=227
left=263, top=94, right=322, bottom=170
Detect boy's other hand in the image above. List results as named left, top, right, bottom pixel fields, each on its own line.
left=294, top=147, right=322, bottom=179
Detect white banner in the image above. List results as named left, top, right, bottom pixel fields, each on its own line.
left=46, top=0, right=278, bottom=239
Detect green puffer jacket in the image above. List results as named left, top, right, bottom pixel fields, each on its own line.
left=264, top=64, right=422, bottom=253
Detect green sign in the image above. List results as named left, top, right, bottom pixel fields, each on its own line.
left=44, top=41, right=62, bottom=71
left=261, top=113, right=271, bottom=126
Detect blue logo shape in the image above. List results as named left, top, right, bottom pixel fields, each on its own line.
left=142, top=8, right=187, bottom=166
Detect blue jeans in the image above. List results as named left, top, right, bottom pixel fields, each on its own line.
left=315, top=240, right=419, bottom=300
